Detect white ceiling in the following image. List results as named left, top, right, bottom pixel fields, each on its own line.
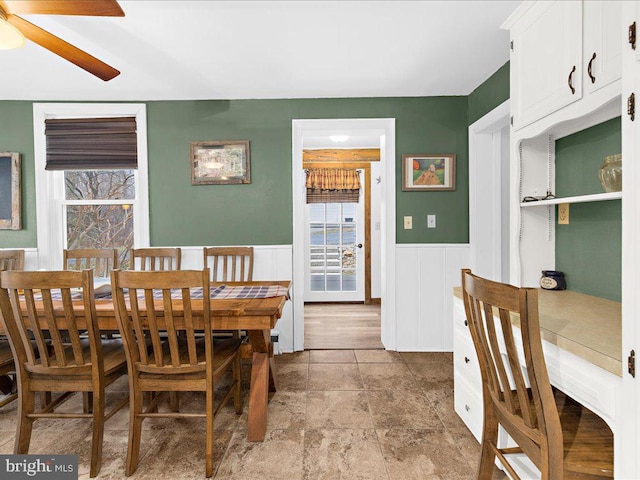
left=0, top=0, right=521, bottom=101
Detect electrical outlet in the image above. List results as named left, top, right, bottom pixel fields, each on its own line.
left=427, top=215, right=436, bottom=228
left=404, top=216, right=413, bottom=229
left=558, top=203, right=569, bottom=224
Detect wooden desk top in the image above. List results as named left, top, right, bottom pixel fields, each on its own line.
left=453, top=286, right=622, bottom=377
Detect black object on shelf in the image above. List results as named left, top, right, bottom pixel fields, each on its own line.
left=540, top=270, right=566, bottom=290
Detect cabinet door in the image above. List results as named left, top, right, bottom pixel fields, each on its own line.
left=584, top=1, right=622, bottom=94
left=511, top=1, right=583, bottom=130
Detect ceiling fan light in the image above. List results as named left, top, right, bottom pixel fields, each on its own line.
left=0, top=17, right=25, bottom=49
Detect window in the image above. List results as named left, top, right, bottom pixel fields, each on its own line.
left=33, top=104, right=149, bottom=271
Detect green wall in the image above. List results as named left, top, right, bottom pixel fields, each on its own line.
left=1, top=96, right=471, bottom=247
left=468, top=62, right=510, bottom=125
left=0, top=102, right=36, bottom=247
left=555, top=117, right=622, bottom=301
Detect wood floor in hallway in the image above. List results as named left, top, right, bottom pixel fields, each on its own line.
left=304, top=303, right=383, bottom=350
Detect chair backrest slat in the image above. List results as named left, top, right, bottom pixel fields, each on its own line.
left=483, top=301, right=517, bottom=412
left=0, top=270, right=99, bottom=375
left=461, top=269, right=563, bottom=471
left=131, top=248, right=181, bottom=271
left=0, top=249, right=25, bottom=271
left=204, top=247, right=253, bottom=282
left=112, top=269, right=212, bottom=375
left=64, top=248, right=118, bottom=278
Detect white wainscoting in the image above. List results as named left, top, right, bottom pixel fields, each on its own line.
left=179, top=245, right=294, bottom=353
left=394, top=244, right=470, bottom=351
left=19, top=245, right=295, bottom=353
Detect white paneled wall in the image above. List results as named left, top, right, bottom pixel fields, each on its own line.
left=179, top=245, right=294, bottom=353
left=15, top=243, right=467, bottom=353
left=17, top=245, right=296, bottom=353
left=394, top=244, right=469, bottom=351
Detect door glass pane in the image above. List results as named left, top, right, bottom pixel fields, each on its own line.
left=326, top=204, right=341, bottom=223
left=342, top=203, right=356, bottom=222
left=66, top=204, right=133, bottom=269
left=65, top=170, right=135, bottom=200
left=342, top=224, right=356, bottom=245
left=309, top=203, right=325, bottom=222
left=326, top=247, right=341, bottom=269
left=342, top=270, right=356, bottom=291
left=310, top=225, right=325, bottom=245
left=326, top=273, right=341, bottom=291
left=326, top=224, right=340, bottom=245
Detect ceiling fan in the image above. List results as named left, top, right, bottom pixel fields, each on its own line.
left=0, top=0, right=124, bottom=81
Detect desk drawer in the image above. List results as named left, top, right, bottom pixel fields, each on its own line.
left=454, top=327, right=481, bottom=389
left=454, top=373, right=483, bottom=442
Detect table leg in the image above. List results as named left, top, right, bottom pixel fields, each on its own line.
left=247, top=351, right=269, bottom=441
left=247, top=329, right=272, bottom=441
left=268, top=358, right=277, bottom=393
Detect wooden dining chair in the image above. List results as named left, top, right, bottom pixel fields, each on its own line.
left=460, top=269, right=613, bottom=479
left=130, top=247, right=181, bottom=271
left=204, top=247, right=253, bottom=341
left=0, top=340, right=18, bottom=408
left=203, top=246, right=254, bottom=282
left=63, top=248, right=118, bottom=277
left=111, top=268, right=243, bottom=477
left=0, top=269, right=129, bottom=478
left=0, top=249, right=25, bottom=408
left=0, top=249, right=25, bottom=271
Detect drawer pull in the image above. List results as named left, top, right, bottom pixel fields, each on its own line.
left=568, top=65, right=576, bottom=94
left=587, top=52, right=596, bottom=84
left=465, top=404, right=470, bottom=412
left=464, top=356, right=470, bottom=364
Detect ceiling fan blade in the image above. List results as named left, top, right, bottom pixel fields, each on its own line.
left=1, top=0, right=123, bottom=17
left=7, top=14, right=120, bottom=81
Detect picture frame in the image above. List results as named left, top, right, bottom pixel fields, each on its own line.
left=401, top=154, right=456, bottom=191
left=190, top=140, right=251, bottom=185
left=0, top=152, right=21, bottom=230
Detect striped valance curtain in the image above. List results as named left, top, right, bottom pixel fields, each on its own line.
left=305, top=168, right=361, bottom=204
left=44, top=117, right=138, bottom=171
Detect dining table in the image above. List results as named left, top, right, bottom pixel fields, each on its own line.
left=0, top=279, right=291, bottom=442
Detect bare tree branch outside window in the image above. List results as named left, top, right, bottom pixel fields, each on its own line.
left=64, top=170, right=135, bottom=268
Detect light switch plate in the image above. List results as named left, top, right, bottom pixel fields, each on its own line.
left=427, top=215, right=436, bottom=228
left=404, top=216, right=413, bottom=229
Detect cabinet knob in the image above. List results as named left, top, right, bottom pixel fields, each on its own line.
left=567, top=65, right=576, bottom=94
left=465, top=404, right=470, bottom=412
left=587, top=52, right=596, bottom=84
left=464, top=319, right=468, bottom=327
left=464, top=356, right=470, bottom=364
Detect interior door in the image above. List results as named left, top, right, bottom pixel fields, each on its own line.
left=305, top=193, right=364, bottom=302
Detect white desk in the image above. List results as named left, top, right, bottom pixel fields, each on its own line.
left=452, top=287, right=621, bottom=477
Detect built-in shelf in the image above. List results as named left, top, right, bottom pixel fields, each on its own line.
left=520, top=191, right=622, bottom=208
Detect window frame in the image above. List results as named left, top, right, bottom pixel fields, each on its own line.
left=33, top=103, right=149, bottom=271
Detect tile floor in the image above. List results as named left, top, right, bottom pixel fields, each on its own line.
left=0, top=350, right=506, bottom=479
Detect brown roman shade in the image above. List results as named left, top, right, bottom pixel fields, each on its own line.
left=45, top=117, right=137, bottom=170
left=305, top=168, right=361, bottom=203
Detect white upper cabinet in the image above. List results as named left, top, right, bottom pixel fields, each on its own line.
left=584, top=1, right=622, bottom=95
left=508, top=1, right=583, bottom=130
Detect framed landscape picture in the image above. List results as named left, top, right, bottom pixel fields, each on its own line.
left=190, top=140, right=251, bottom=185
left=401, top=154, right=456, bottom=191
left=0, top=152, right=21, bottom=230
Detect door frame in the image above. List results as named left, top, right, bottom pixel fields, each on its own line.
left=303, top=161, right=371, bottom=303
left=468, top=100, right=510, bottom=282
left=292, top=119, right=396, bottom=351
